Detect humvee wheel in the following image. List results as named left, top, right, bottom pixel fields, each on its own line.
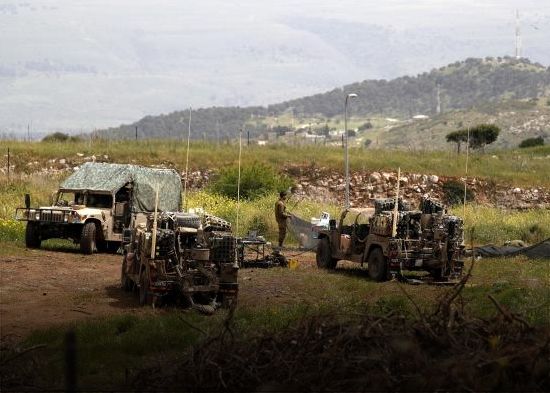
left=368, top=248, right=388, bottom=282
left=139, top=269, right=151, bottom=306
left=121, top=257, right=132, bottom=292
left=316, top=237, right=338, bottom=269
left=80, top=222, right=97, bottom=254
left=25, top=222, right=41, bottom=248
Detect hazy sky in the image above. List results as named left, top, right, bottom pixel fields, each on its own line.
left=1, top=0, right=549, bottom=134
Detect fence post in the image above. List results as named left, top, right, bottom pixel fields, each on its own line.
left=7, top=147, right=9, bottom=182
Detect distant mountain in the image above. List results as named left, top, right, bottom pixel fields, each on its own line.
left=97, top=57, right=550, bottom=141
left=268, top=57, right=550, bottom=117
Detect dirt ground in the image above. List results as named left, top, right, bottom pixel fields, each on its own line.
left=0, top=247, right=318, bottom=340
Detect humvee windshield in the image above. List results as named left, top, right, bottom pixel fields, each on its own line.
left=86, top=194, right=113, bottom=208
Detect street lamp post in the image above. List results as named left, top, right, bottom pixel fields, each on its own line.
left=344, top=93, right=358, bottom=209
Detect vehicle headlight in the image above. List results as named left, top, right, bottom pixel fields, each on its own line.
left=35, top=212, right=41, bottom=220
left=28, top=209, right=35, bottom=220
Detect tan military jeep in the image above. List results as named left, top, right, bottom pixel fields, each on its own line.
left=16, top=163, right=182, bottom=254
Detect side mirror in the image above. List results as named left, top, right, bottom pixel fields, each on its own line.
left=24, top=194, right=31, bottom=209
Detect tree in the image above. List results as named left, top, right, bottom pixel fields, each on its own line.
left=469, top=124, right=500, bottom=151
left=445, top=130, right=468, bottom=153
left=358, top=121, right=373, bottom=131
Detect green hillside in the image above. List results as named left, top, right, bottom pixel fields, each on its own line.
left=95, top=57, right=550, bottom=143
left=368, top=96, right=550, bottom=150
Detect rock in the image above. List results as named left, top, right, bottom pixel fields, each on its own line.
left=429, top=175, right=439, bottom=184
left=59, top=158, right=66, bottom=165
left=369, top=172, right=381, bottom=182
left=512, top=187, right=522, bottom=194
left=76, top=153, right=84, bottom=157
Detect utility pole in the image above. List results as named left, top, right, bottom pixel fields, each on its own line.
left=437, top=84, right=441, bottom=115
left=135, top=126, right=138, bottom=141
left=247, top=130, right=250, bottom=146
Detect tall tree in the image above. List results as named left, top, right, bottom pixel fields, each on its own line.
left=469, top=124, right=500, bottom=152
left=445, top=130, right=468, bottom=153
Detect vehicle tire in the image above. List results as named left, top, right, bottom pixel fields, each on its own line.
left=139, top=269, right=151, bottom=306
left=80, top=222, right=97, bottom=254
left=430, top=267, right=450, bottom=281
left=368, top=247, right=388, bottom=282
left=121, top=256, right=132, bottom=292
left=25, top=222, right=41, bottom=248
left=316, top=237, right=337, bottom=269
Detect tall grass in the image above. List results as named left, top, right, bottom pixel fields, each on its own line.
left=2, top=139, right=549, bottom=186
left=2, top=182, right=548, bottom=246
left=454, top=204, right=550, bottom=245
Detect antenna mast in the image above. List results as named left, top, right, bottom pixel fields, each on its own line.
left=515, top=9, right=522, bottom=59
left=236, top=128, right=243, bottom=235
left=183, top=107, right=192, bottom=212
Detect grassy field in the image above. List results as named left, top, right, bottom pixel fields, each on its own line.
left=2, top=255, right=548, bottom=390
left=1, top=141, right=548, bottom=390
left=2, top=139, right=549, bottom=186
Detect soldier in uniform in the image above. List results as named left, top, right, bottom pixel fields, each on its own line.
left=275, top=191, right=292, bottom=247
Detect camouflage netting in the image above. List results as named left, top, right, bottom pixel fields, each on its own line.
left=60, top=163, right=182, bottom=213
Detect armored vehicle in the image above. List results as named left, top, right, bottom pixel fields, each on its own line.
left=315, top=197, right=464, bottom=281
left=15, top=163, right=181, bottom=254
left=121, top=211, right=239, bottom=312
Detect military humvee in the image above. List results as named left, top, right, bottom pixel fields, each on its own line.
left=314, top=197, right=464, bottom=281
left=15, top=163, right=182, bottom=254
left=121, top=211, right=239, bottom=312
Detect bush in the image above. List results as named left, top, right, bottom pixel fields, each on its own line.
left=358, top=122, right=373, bottom=131
left=0, top=218, right=24, bottom=242
left=42, top=132, right=81, bottom=142
left=519, top=136, right=544, bottom=148
left=209, top=162, right=293, bottom=200
left=442, top=180, right=475, bottom=205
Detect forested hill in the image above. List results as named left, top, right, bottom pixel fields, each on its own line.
left=96, top=57, right=550, bottom=140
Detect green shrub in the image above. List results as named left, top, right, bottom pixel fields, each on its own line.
left=209, top=162, right=293, bottom=200
left=42, top=132, right=81, bottom=142
left=0, top=218, right=25, bottom=241
left=442, top=180, right=475, bottom=205
left=358, top=121, right=373, bottom=131
left=519, top=136, right=544, bottom=148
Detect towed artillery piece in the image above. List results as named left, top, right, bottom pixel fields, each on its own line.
left=121, top=211, right=239, bottom=313
left=315, top=197, right=465, bottom=282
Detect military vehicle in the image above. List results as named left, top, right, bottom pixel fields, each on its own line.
left=15, top=163, right=182, bottom=254
left=314, top=197, right=464, bottom=281
left=121, top=211, right=239, bottom=312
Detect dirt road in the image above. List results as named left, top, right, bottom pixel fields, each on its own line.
left=0, top=247, right=318, bottom=340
